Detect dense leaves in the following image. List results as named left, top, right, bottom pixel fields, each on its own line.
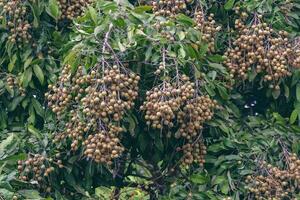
left=0, top=0, right=300, bottom=200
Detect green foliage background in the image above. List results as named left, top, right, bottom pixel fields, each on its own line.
left=1, top=0, right=300, bottom=199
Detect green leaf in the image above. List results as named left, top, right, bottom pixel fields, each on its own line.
left=32, top=98, right=44, bottom=117
left=18, top=190, right=43, bottom=199
left=0, top=134, right=14, bottom=158
left=213, top=176, right=226, bottom=185
left=217, top=85, right=229, bottom=100
left=0, top=153, right=26, bottom=163
left=33, top=65, right=44, bottom=84
left=138, top=134, right=148, bottom=153
left=284, top=84, right=290, bottom=99
left=190, top=173, right=208, bottom=184
left=28, top=125, right=42, bottom=139
left=28, top=2, right=40, bottom=28
left=221, top=181, right=230, bottom=194
left=290, top=109, right=300, bottom=124
left=8, top=96, right=24, bottom=111
left=46, top=0, right=60, bottom=20
left=176, top=14, right=195, bottom=26
left=204, top=84, right=216, bottom=96
left=207, top=55, right=225, bottom=63
left=178, top=31, right=186, bottom=41
left=22, top=68, right=33, bottom=88
left=155, top=137, right=164, bottom=152
left=208, top=62, right=226, bottom=73
left=133, top=5, right=152, bottom=13
left=0, top=189, right=14, bottom=199
left=273, top=112, right=286, bottom=124
left=88, top=6, right=97, bottom=25
left=95, top=187, right=112, bottom=199
left=8, top=54, right=17, bottom=72
left=296, top=83, right=300, bottom=101
left=240, top=170, right=254, bottom=175
left=224, top=0, right=235, bottom=10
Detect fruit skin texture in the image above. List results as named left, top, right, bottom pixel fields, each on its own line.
left=57, top=0, right=94, bottom=20
left=0, top=0, right=32, bottom=44
left=247, top=153, right=300, bottom=199
left=223, top=13, right=296, bottom=89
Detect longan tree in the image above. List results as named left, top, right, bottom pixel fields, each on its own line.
left=1, top=0, right=300, bottom=200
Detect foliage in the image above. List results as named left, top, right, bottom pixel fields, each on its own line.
left=0, top=0, right=300, bottom=200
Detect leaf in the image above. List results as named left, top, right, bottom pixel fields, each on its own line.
left=46, top=0, right=60, bottom=20
left=208, top=62, right=226, bottom=73
left=240, top=170, right=254, bottom=175
left=155, top=137, right=164, bottom=152
left=296, top=83, right=300, bottom=101
left=190, top=173, right=208, bottom=184
left=133, top=5, right=152, bottom=13
left=95, top=187, right=112, bottom=199
left=32, top=98, right=44, bottom=117
left=8, top=54, right=17, bottom=72
left=0, top=134, right=14, bottom=158
left=88, top=6, right=97, bottom=25
left=204, top=84, right=216, bottom=96
left=290, top=109, right=300, bottom=124
left=138, top=134, right=148, bottom=153
left=178, top=46, right=186, bottom=58
left=178, top=31, right=185, bottom=41
left=217, top=85, right=229, bottom=100
left=8, top=96, right=24, bottom=111
left=28, top=125, right=42, bottom=139
left=100, top=2, right=118, bottom=13
left=33, top=65, right=44, bottom=84
left=199, top=43, right=208, bottom=57
left=0, top=189, right=14, bottom=199
left=224, top=0, right=235, bottom=10
left=18, top=190, right=42, bottom=199
left=273, top=112, right=286, bottom=124
left=22, top=68, right=33, bottom=88
left=284, top=84, right=290, bottom=99
left=145, top=46, right=153, bottom=61
left=221, top=182, right=230, bottom=194
left=184, top=44, right=197, bottom=59
left=0, top=153, right=26, bottom=163
left=28, top=105, right=36, bottom=125
left=207, top=54, right=225, bottom=62
left=176, top=14, right=195, bottom=26
left=213, top=176, right=226, bottom=185
left=28, top=2, right=40, bottom=28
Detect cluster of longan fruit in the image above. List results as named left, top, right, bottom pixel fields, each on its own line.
left=17, top=154, right=56, bottom=192
left=223, top=13, right=294, bottom=88
left=141, top=71, right=217, bottom=166
left=177, top=95, right=218, bottom=140
left=81, top=66, right=139, bottom=123
left=57, top=0, right=94, bottom=20
left=152, top=0, right=193, bottom=18
left=48, top=64, right=140, bottom=165
left=46, top=65, right=73, bottom=116
left=54, top=111, right=92, bottom=151
left=246, top=154, right=300, bottom=199
left=194, top=11, right=221, bottom=52
left=177, top=140, right=207, bottom=166
left=5, top=75, right=25, bottom=96
left=83, top=124, right=124, bottom=165
left=0, top=0, right=32, bottom=43
left=140, top=75, right=194, bottom=130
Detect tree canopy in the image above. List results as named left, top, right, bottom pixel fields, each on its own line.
left=1, top=0, right=300, bottom=199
